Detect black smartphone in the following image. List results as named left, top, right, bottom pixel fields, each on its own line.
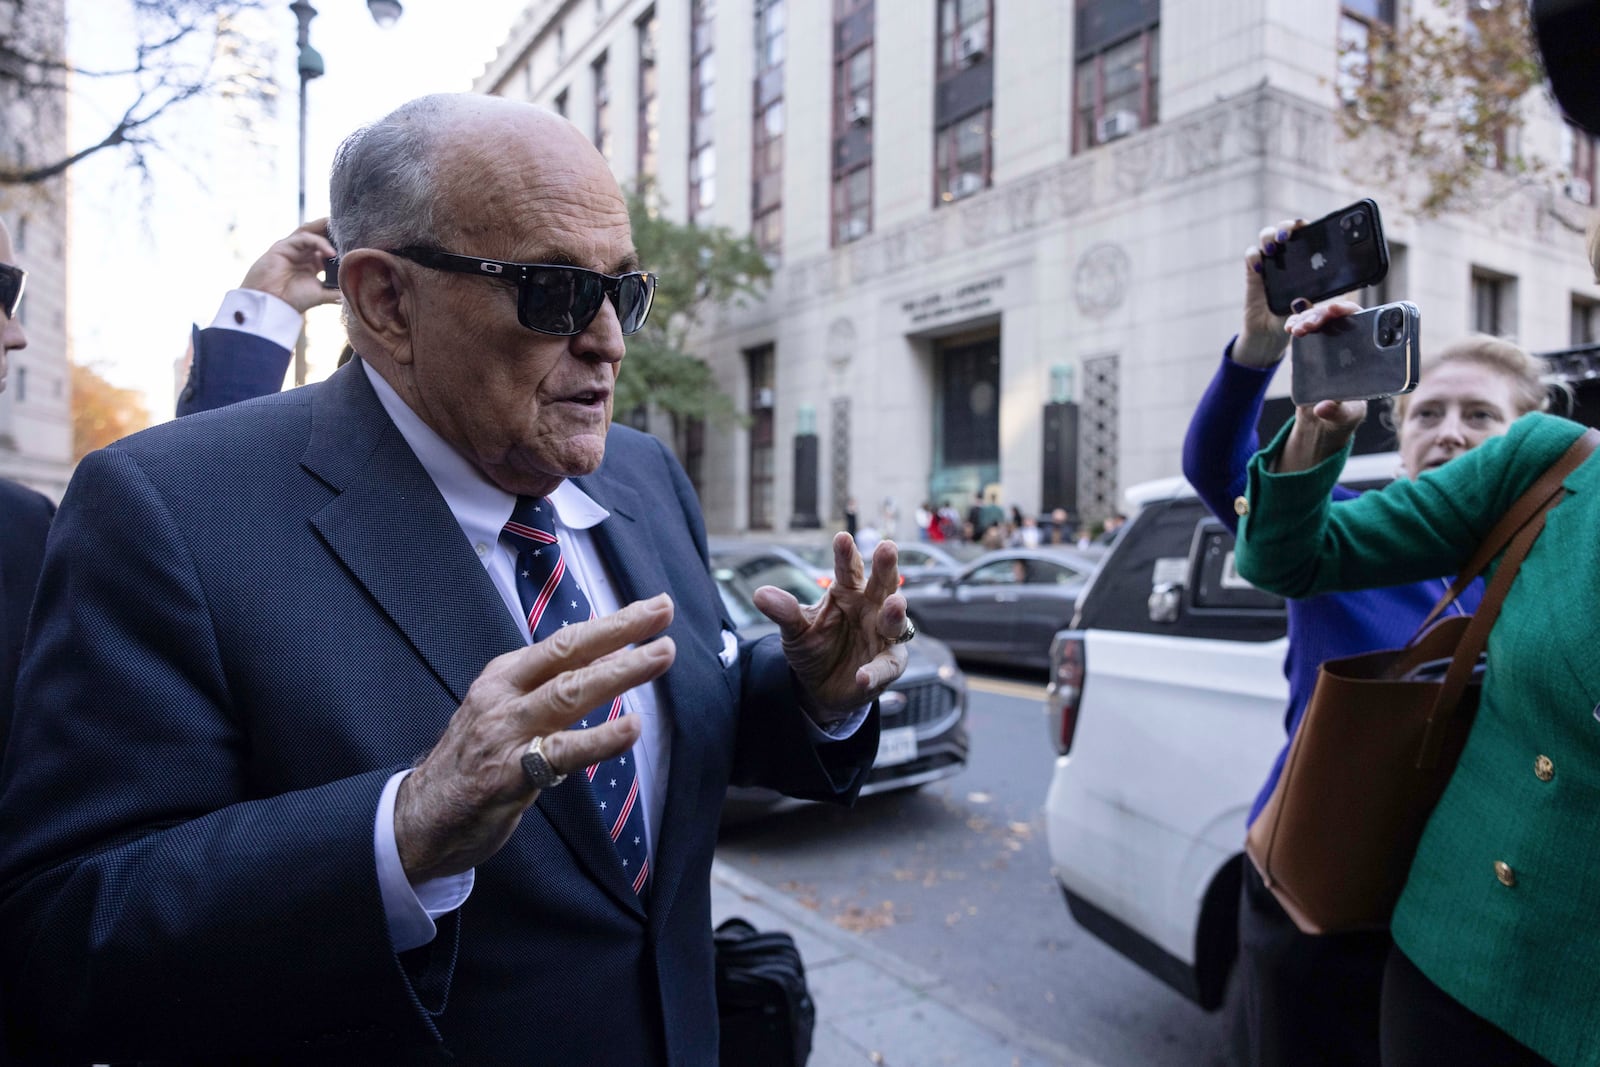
left=322, top=256, right=340, bottom=290
left=1291, top=301, right=1420, bottom=406
left=1262, top=198, right=1389, bottom=316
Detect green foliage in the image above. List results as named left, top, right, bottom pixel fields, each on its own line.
left=615, top=185, right=771, bottom=426
left=1339, top=0, right=1547, bottom=216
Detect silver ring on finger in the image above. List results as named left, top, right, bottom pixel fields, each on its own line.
left=520, top=735, right=568, bottom=790
left=889, top=619, right=916, bottom=645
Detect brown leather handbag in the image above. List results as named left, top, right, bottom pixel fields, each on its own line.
left=1245, top=427, right=1600, bottom=935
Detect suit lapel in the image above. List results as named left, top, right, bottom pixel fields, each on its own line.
left=574, top=468, right=715, bottom=927
left=302, top=364, right=525, bottom=705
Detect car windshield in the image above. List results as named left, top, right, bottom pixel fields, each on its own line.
left=712, top=555, right=825, bottom=630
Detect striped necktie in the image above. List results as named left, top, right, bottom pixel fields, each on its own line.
left=502, top=496, right=650, bottom=897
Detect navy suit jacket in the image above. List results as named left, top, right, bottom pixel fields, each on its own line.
left=176, top=325, right=295, bottom=419
left=0, top=480, right=52, bottom=769
left=0, top=360, right=876, bottom=1065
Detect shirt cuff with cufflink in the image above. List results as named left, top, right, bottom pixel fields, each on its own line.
left=208, top=288, right=305, bottom=352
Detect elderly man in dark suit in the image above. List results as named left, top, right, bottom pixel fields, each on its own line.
left=0, top=94, right=907, bottom=1065
left=0, top=218, right=51, bottom=770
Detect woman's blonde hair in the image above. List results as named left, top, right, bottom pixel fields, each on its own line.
left=1392, top=334, right=1550, bottom=424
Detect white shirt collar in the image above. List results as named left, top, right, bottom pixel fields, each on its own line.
left=359, top=360, right=609, bottom=541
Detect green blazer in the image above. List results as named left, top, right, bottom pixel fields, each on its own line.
left=1235, top=412, right=1599, bottom=1067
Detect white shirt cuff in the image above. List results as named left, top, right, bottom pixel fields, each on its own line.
left=805, top=701, right=871, bottom=741
left=208, top=289, right=304, bottom=352
left=375, top=769, right=474, bottom=953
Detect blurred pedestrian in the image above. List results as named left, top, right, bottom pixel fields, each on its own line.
left=0, top=219, right=50, bottom=771
left=844, top=495, right=859, bottom=538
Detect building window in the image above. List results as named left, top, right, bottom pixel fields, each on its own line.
left=937, top=0, right=989, bottom=74
left=1073, top=0, right=1159, bottom=153
left=934, top=0, right=993, bottom=205
left=1563, top=122, right=1597, bottom=206
left=592, top=52, right=611, bottom=159
left=689, top=0, right=717, bottom=222
left=752, top=0, right=785, bottom=259
left=831, top=0, right=873, bottom=244
left=1471, top=269, right=1514, bottom=337
left=637, top=9, right=659, bottom=180
left=936, top=110, right=990, bottom=204
left=746, top=345, right=776, bottom=530
left=553, top=89, right=569, bottom=118
left=1337, top=0, right=1394, bottom=106
left=1572, top=295, right=1600, bottom=347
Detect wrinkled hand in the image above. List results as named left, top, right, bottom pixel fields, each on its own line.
left=752, top=532, right=910, bottom=726
left=394, top=595, right=676, bottom=884
left=1276, top=299, right=1370, bottom=473
left=240, top=217, right=340, bottom=314
left=1234, top=217, right=1307, bottom=368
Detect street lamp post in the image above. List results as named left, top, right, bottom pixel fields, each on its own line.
left=288, top=0, right=403, bottom=386
left=290, top=0, right=323, bottom=386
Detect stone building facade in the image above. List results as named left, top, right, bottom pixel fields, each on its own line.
left=477, top=0, right=1600, bottom=533
left=0, top=0, right=73, bottom=499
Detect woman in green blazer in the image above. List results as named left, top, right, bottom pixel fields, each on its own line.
left=1234, top=375, right=1596, bottom=1066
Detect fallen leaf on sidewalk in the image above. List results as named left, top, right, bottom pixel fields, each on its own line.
left=834, top=900, right=896, bottom=933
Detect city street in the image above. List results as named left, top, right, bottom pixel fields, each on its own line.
left=715, top=671, right=1234, bottom=1067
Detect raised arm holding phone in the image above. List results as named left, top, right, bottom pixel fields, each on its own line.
left=1180, top=210, right=1552, bottom=1067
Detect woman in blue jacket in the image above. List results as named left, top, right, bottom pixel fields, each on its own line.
left=1180, top=219, right=1551, bottom=1067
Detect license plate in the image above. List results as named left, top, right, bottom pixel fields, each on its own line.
left=875, top=725, right=917, bottom=768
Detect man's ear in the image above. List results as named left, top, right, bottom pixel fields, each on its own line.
left=339, top=250, right=415, bottom=364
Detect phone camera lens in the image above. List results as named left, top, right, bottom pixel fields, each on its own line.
left=1341, top=210, right=1369, bottom=244
left=1377, top=307, right=1403, bottom=346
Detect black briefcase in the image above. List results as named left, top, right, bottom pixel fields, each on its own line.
left=713, top=917, right=815, bottom=1067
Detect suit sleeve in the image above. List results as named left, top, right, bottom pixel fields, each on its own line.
left=649, top=436, right=878, bottom=803
left=176, top=324, right=292, bottom=418
left=1181, top=343, right=1278, bottom=534
left=0, top=448, right=451, bottom=1062
left=1235, top=412, right=1586, bottom=598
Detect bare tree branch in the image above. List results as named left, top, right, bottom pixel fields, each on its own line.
left=0, top=0, right=270, bottom=189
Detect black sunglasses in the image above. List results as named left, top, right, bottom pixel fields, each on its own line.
left=389, top=247, right=657, bottom=337
left=0, top=263, right=25, bottom=320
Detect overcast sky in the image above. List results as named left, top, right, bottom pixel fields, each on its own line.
left=68, top=0, right=522, bottom=420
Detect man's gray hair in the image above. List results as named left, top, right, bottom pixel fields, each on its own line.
left=328, top=95, right=453, bottom=255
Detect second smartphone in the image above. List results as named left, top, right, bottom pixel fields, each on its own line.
left=1291, top=301, right=1420, bottom=406
left=1262, top=198, right=1390, bottom=316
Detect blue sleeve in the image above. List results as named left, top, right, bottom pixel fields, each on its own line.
left=176, top=326, right=292, bottom=418
left=1181, top=341, right=1278, bottom=534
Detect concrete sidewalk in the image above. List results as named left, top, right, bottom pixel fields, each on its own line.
left=711, top=859, right=1101, bottom=1067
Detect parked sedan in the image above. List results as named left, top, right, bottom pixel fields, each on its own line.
left=901, top=547, right=1101, bottom=670
left=709, top=544, right=970, bottom=821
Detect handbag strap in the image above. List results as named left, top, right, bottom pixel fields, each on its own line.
left=1413, top=426, right=1600, bottom=768
left=1412, top=427, right=1600, bottom=633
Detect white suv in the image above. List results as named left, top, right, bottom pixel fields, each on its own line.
left=1041, top=453, right=1396, bottom=1010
